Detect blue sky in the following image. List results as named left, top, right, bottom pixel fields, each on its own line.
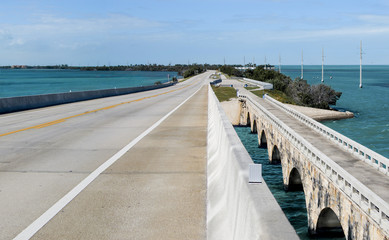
left=1, top=0, right=389, bottom=65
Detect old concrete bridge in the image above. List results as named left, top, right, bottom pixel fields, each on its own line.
left=1, top=71, right=388, bottom=239
left=238, top=87, right=389, bottom=239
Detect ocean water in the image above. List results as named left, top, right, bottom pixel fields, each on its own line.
left=0, top=69, right=177, bottom=98
left=281, top=65, right=389, bottom=158
left=235, top=127, right=344, bottom=240
left=234, top=65, right=388, bottom=239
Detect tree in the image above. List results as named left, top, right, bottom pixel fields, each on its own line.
left=219, top=65, right=244, bottom=77
left=244, top=66, right=292, bottom=91
left=287, top=79, right=342, bottom=109
left=220, top=65, right=342, bottom=109
left=309, top=84, right=342, bottom=109
left=182, top=64, right=206, bottom=78
left=286, top=79, right=311, bottom=105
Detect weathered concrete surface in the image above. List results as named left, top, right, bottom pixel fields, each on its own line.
left=220, top=98, right=241, bottom=125
left=285, top=103, right=354, bottom=121
left=208, top=86, right=299, bottom=240
left=240, top=89, right=389, bottom=239
left=32, top=86, right=208, bottom=239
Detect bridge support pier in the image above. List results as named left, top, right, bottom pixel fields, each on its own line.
left=258, top=130, right=267, bottom=148
left=238, top=100, right=389, bottom=239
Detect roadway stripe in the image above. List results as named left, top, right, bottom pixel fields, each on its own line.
left=13, top=83, right=204, bottom=240
left=0, top=84, right=191, bottom=138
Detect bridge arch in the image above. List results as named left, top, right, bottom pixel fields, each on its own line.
left=313, top=207, right=345, bottom=238
left=258, top=130, right=267, bottom=148
left=251, top=118, right=257, bottom=134
left=286, top=167, right=303, bottom=192
left=239, top=95, right=388, bottom=239
left=270, top=145, right=281, bottom=164
left=246, top=112, right=251, bottom=127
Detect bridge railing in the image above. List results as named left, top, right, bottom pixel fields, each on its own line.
left=264, top=95, right=389, bottom=177
left=208, top=86, right=299, bottom=240
left=242, top=78, right=273, bottom=89
left=239, top=93, right=389, bottom=234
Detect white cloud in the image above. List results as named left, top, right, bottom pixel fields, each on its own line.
left=35, top=13, right=164, bottom=33
left=0, top=29, right=12, bottom=40
left=214, top=23, right=389, bottom=44
left=9, top=38, right=25, bottom=46
left=0, top=13, right=165, bottom=50
left=358, top=14, right=389, bottom=24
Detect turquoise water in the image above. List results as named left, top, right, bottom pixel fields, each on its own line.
left=235, top=127, right=344, bottom=240
left=234, top=65, right=388, bottom=239
left=281, top=65, right=389, bottom=159
left=0, top=69, right=177, bottom=98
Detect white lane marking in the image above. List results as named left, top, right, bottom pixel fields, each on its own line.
left=13, top=82, right=204, bottom=240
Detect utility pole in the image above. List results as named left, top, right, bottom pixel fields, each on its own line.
left=301, top=50, right=304, bottom=80
left=321, top=48, right=324, bottom=83
left=279, top=54, right=281, bottom=73
left=360, top=41, right=363, bottom=88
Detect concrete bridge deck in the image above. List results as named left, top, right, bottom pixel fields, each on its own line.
left=237, top=81, right=389, bottom=238
left=242, top=88, right=389, bottom=205
left=1, top=72, right=298, bottom=240
left=31, top=83, right=209, bottom=239
left=0, top=73, right=208, bottom=239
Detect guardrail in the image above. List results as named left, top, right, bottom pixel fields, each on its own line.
left=209, top=79, right=222, bottom=85
left=242, top=78, right=273, bottom=89
left=0, top=82, right=175, bottom=114
left=239, top=92, right=389, bottom=234
left=264, top=95, right=389, bottom=176
left=208, top=86, right=298, bottom=240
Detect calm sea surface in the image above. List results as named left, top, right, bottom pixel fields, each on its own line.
left=235, top=65, right=388, bottom=239
left=1, top=66, right=387, bottom=238
left=235, top=127, right=344, bottom=240
left=282, top=65, right=389, bottom=158
left=0, top=69, right=177, bottom=98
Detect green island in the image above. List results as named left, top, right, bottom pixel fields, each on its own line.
left=219, top=65, right=342, bottom=110
left=0, top=64, right=221, bottom=80
left=4, top=63, right=342, bottom=110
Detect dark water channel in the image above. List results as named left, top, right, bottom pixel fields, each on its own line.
left=234, top=126, right=345, bottom=240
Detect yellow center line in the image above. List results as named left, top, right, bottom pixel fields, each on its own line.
left=0, top=84, right=192, bottom=138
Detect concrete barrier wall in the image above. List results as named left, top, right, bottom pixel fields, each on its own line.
left=0, top=83, right=174, bottom=114
left=207, top=85, right=298, bottom=240
left=243, top=78, right=273, bottom=89
left=209, top=79, right=222, bottom=85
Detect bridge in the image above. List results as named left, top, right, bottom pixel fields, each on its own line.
left=0, top=71, right=388, bottom=239
left=238, top=87, right=389, bottom=239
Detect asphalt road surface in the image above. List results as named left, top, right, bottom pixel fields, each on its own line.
left=0, top=71, right=211, bottom=239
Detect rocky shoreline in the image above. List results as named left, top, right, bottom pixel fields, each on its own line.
left=220, top=99, right=354, bottom=126
left=285, top=104, right=354, bottom=122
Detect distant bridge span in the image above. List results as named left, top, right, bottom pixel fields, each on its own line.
left=239, top=89, right=389, bottom=239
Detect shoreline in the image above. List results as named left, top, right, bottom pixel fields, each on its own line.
left=220, top=98, right=354, bottom=125
left=285, top=103, right=354, bottom=121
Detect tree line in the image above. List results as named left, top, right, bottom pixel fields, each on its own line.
left=220, top=65, right=342, bottom=109
left=0, top=64, right=222, bottom=77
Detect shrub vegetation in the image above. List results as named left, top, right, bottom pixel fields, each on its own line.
left=221, top=65, right=342, bottom=109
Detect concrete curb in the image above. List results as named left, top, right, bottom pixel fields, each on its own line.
left=0, top=83, right=174, bottom=114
